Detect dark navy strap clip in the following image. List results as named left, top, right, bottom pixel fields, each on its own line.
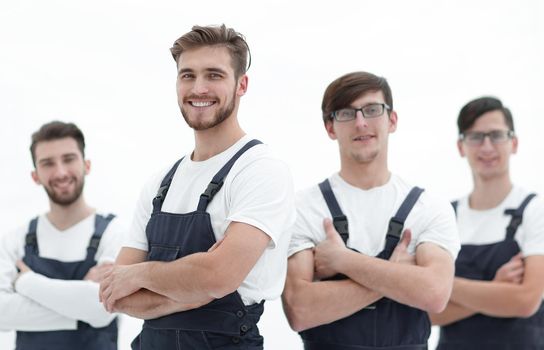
left=202, top=181, right=224, bottom=199
left=333, top=215, right=349, bottom=243
left=89, top=237, right=101, bottom=250
left=154, top=185, right=170, bottom=202
left=387, top=218, right=404, bottom=239
left=25, top=234, right=37, bottom=246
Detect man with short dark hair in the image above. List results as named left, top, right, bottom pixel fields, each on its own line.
left=99, top=24, right=295, bottom=349
left=282, top=71, right=460, bottom=350
left=431, top=97, right=544, bottom=349
left=0, top=121, right=124, bottom=350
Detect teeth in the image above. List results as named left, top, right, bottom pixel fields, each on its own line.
left=191, top=101, right=214, bottom=107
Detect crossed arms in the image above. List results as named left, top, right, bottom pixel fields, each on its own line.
left=99, top=221, right=271, bottom=319
left=282, top=219, right=455, bottom=332
left=430, top=253, right=544, bottom=325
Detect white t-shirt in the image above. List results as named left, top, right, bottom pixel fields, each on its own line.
left=455, top=186, right=544, bottom=257
left=289, top=173, right=460, bottom=259
left=0, top=213, right=125, bottom=331
left=124, top=135, right=296, bottom=305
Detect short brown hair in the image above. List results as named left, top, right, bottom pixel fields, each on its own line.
left=321, top=71, right=393, bottom=124
left=170, top=24, right=250, bottom=78
left=457, top=96, right=514, bottom=134
left=30, top=121, right=85, bottom=166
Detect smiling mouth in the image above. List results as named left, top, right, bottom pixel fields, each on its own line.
left=189, top=101, right=216, bottom=107
left=353, top=135, right=374, bottom=141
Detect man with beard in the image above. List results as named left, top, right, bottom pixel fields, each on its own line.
left=0, top=121, right=124, bottom=349
left=282, top=71, right=460, bottom=350
left=98, top=24, right=295, bottom=350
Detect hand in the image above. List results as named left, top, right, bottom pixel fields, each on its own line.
left=494, top=252, right=524, bottom=284
left=84, top=262, right=114, bottom=283
left=208, top=237, right=225, bottom=253
left=99, top=264, right=144, bottom=312
left=314, top=218, right=348, bottom=279
left=389, top=229, right=415, bottom=266
left=14, top=260, right=32, bottom=284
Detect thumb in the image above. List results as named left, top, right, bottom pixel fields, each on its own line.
left=398, top=229, right=412, bottom=249
left=323, top=218, right=339, bottom=239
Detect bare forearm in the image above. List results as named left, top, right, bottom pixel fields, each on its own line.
left=451, top=278, right=541, bottom=317
left=138, top=255, right=224, bottom=303
left=429, top=301, right=476, bottom=326
left=338, top=250, right=452, bottom=313
left=114, top=289, right=209, bottom=320
left=283, top=279, right=381, bottom=332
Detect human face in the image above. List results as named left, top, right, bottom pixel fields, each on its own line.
left=31, top=137, right=89, bottom=206
left=458, top=110, right=517, bottom=181
left=325, top=90, right=397, bottom=165
left=176, top=46, right=248, bottom=131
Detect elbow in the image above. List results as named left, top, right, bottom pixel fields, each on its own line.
left=281, top=292, right=311, bottom=332
left=421, top=285, right=451, bottom=314
left=515, top=298, right=542, bottom=318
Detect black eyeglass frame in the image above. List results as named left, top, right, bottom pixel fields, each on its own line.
left=459, top=129, right=516, bottom=145
left=330, top=103, right=391, bottom=122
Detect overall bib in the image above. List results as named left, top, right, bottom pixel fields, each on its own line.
left=133, top=139, right=265, bottom=350
left=300, top=179, right=430, bottom=350
left=437, top=194, right=544, bottom=350
left=16, top=214, right=118, bottom=350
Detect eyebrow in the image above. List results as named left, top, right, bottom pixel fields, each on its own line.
left=177, top=67, right=228, bottom=76
left=37, top=152, right=78, bottom=164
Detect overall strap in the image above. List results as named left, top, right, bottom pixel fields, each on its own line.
left=504, top=193, right=537, bottom=240
left=152, top=157, right=185, bottom=214
left=318, top=179, right=349, bottom=244
left=24, top=217, right=40, bottom=255
left=86, top=213, right=116, bottom=260
left=382, top=187, right=425, bottom=259
left=197, top=139, right=262, bottom=211
left=451, top=200, right=459, bottom=215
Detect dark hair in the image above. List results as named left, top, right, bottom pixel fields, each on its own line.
left=170, top=24, right=250, bottom=79
left=457, top=96, right=514, bottom=134
left=30, top=121, right=85, bottom=166
left=321, top=71, right=393, bottom=124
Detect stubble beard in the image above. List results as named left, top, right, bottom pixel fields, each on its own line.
left=45, top=177, right=85, bottom=206
left=180, top=91, right=237, bottom=131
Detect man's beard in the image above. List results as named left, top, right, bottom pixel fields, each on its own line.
left=44, top=177, right=85, bottom=206
left=180, top=91, right=236, bottom=131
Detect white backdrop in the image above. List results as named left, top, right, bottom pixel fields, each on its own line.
left=1, top=0, right=543, bottom=348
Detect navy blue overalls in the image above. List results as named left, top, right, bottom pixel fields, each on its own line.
left=132, top=139, right=265, bottom=350
left=300, top=179, right=430, bottom=350
left=437, top=194, right=544, bottom=350
left=16, top=214, right=118, bottom=350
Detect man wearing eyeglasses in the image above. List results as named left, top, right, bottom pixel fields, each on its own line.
left=282, top=71, right=460, bottom=350
left=431, top=97, right=544, bottom=349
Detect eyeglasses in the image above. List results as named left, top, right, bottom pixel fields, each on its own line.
left=459, top=130, right=515, bottom=146
left=331, top=103, right=391, bottom=122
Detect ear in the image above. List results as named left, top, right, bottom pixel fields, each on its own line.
left=457, top=139, right=466, bottom=157
left=324, top=120, right=337, bottom=140
left=388, top=110, right=398, bottom=133
left=31, top=170, right=41, bottom=185
left=84, top=159, right=91, bottom=175
left=511, top=136, right=518, bottom=154
left=236, top=74, right=248, bottom=97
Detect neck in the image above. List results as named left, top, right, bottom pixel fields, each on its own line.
left=192, top=115, right=245, bottom=161
left=47, top=196, right=95, bottom=231
left=469, top=173, right=513, bottom=210
left=339, top=157, right=391, bottom=190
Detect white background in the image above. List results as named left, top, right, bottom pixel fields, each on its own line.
left=1, top=0, right=543, bottom=348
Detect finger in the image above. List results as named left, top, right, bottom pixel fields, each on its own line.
left=323, top=218, right=341, bottom=241
left=399, top=229, right=412, bottom=249
left=511, top=252, right=524, bottom=261
left=15, top=260, right=24, bottom=270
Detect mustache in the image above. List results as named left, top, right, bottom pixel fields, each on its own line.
left=183, top=94, right=218, bottom=102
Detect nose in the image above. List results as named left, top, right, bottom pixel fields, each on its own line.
left=354, top=110, right=369, bottom=128
left=193, top=76, right=209, bottom=95
left=53, top=164, right=70, bottom=179
left=480, top=135, right=495, bottom=150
